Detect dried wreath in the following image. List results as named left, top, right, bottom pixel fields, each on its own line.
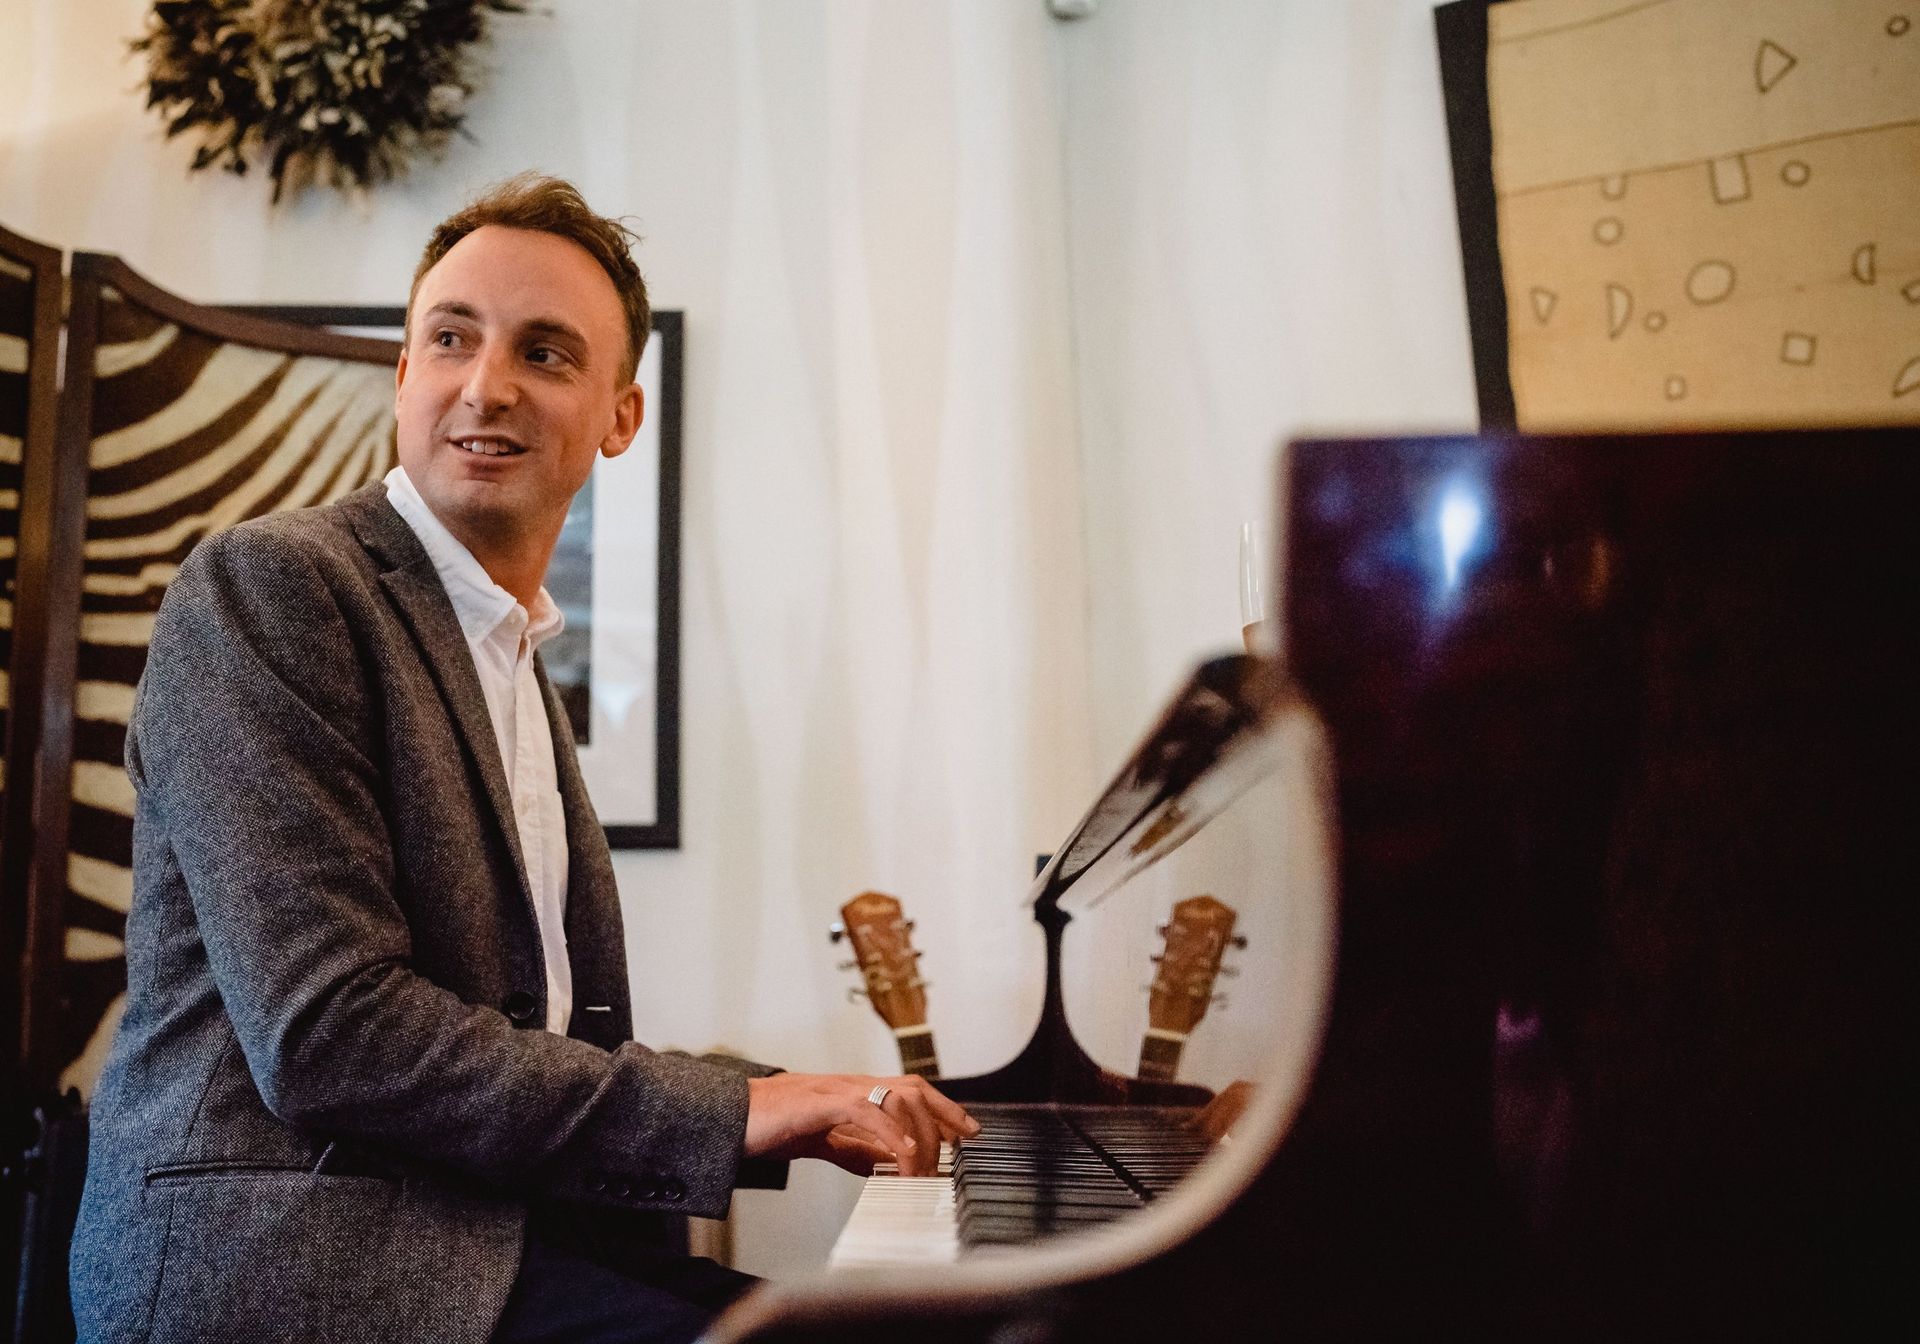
left=133, top=0, right=524, bottom=200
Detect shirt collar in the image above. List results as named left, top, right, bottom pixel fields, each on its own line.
left=384, top=466, right=564, bottom=649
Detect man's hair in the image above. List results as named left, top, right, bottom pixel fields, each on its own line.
left=406, top=173, right=651, bottom=385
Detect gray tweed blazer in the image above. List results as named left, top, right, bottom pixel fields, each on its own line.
left=70, top=486, right=772, bottom=1344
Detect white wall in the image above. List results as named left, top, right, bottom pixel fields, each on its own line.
left=0, top=0, right=1478, bottom=1278
left=1059, top=0, right=1479, bottom=765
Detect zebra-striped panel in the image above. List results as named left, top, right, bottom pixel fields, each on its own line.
left=58, top=285, right=398, bottom=1091
left=0, top=250, right=33, bottom=794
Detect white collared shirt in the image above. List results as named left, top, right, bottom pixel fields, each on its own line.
left=385, top=466, right=573, bottom=1035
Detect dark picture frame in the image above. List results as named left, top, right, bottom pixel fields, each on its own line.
left=1434, top=0, right=1518, bottom=430
left=232, top=303, right=686, bottom=849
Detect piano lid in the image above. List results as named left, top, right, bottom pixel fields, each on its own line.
left=1031, top=653, right=1301, bottom=916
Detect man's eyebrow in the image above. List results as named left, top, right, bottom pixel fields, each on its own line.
left=415, top=305, right=591, bottom=355
left=418, top=300, right=480, bottom=325
left=522, top=317, right=589, bottom=349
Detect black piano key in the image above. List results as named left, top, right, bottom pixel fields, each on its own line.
left=960, top=1183, right=1142, bottom=1206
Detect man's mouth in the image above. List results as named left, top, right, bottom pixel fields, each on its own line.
left=451, top=435, right=527, bottom=457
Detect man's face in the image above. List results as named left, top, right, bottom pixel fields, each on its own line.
left=395, top=225, right=643, bottom=554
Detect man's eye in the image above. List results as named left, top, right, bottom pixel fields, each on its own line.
left=528, top=346, right=564, bottom=365
left=433, top=330, right=460, bottom=348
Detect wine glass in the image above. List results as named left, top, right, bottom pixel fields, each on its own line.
left=1239, top=521, right=1277, bottom=656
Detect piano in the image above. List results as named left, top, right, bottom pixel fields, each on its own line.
left=710, top=428, right=1916, bottom=1342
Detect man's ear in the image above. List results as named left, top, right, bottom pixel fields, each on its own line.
left=394, top=349, right=410, bottom=401
left=601, top=383, right=644, bottom=460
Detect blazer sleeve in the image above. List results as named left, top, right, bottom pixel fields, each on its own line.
left=129, top=524, right=756, bottom=1219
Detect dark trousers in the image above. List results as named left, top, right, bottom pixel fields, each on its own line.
left=492, top=1226, right=760, bottom=1344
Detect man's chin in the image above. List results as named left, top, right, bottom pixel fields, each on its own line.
left=421, top=482, right=525, bottom=539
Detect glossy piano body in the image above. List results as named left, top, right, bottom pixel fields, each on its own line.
left=713, top=428, right=1917, bottom=1342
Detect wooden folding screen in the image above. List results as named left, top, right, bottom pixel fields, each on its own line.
left=1, top=223, right=67, bottom=1102
left=21, top=255, right=401, bottom=1093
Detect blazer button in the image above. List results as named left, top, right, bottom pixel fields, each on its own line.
left=662, top=1179, right=686, bottom=1202
left=503, top=990, right=538, bottom=1023
left=613, top=1181, right=634, bottom=1201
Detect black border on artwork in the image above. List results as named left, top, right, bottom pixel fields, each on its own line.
left=1435, top=0, right=1518, bottom=429
left=612, top=309, right=682, bottom=851
left=227, top=304, right=685, bottom=850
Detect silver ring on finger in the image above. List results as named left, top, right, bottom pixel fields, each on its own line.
left=867, top=1083, right=892, bottom=1108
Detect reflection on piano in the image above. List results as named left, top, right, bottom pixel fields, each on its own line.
left=713, top=429, right=1916, bottom=1342
left=1138, top=895, right=1243, bottom=1084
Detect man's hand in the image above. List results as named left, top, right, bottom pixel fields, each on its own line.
left=744, top=1073, right=978, bottom=1177
left=1188, top=1079, right=1256, bottom=1143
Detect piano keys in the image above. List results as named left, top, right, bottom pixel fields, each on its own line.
left=714, top=428, right=1917, bottom=1342
left=834, top=1103, right=1215, bottom=1265
left=827, top=1173, right=957, bottom=1270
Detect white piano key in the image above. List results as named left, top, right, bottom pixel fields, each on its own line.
left=828, top=1175, right=959, bottom=1269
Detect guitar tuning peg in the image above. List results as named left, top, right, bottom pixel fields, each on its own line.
left=1217, top=965, right=1239, bottom=978
left=846, top=987, right=869, bottom=1002
left=828, top=921, right=846, bottom=943
left=1211, top=993, right=1230, bottom=1008
left=1149, top=953, right=1164, bottom=964
left=837, top=960, right=859, bottom=972
left=1230, top=935, right=1248, bottom=949
left=908, top=978, right=930, bottom=990
left=1155, top=924, right=1168, bottom=937
left=905, top=920, right=917, bottom=933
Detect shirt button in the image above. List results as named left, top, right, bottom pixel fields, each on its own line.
left=502, top=990, right=538, bottom=1023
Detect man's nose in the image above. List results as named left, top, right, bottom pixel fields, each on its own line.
left=461, top=345, right=521, bottom=415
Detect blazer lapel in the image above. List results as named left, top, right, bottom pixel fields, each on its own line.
left=338, top=488, right=534, bottom=915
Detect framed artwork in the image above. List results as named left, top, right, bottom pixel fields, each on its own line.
left=1437, top=0, right=1920, bottom=431
left=236, top=303, right=685, bottom=848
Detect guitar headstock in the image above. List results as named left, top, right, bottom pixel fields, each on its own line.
left=1147, top=894, right=1242, bottom=1035
left=832, top=891, right=929, bottom=1034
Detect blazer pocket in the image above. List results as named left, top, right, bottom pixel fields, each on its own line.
left=145, top=1159, right=310, bottom=1185
left=144, top=1156, right=400, bottom=1187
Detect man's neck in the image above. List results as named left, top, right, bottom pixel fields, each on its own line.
left=445, top=515, right=559, bottom=609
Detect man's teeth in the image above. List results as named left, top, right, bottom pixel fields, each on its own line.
left=456, top=439, right=520, bottom=456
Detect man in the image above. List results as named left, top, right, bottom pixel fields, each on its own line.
left=69, top=174, right=972, bottom=1344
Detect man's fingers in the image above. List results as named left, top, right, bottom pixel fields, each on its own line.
left=895, top=1076, right=978, bottom=1140
left=867, top=1075, right=977, bottom=1142
left=819, top=1125, right=893, bottom=1176
left=868, top=1077, right=974, bottom=1174
left=890, top=1092, right=940, bottom=1166
left=851, top=1096, right=919, bottom=1164
left=876, top=1110, right=935, bottom=1176
left=858, top=1101, right=932, bottom=1175
left=741, top=1072, right=975, bottom=1176
left=826, top=1124, right=892, bottom=1162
